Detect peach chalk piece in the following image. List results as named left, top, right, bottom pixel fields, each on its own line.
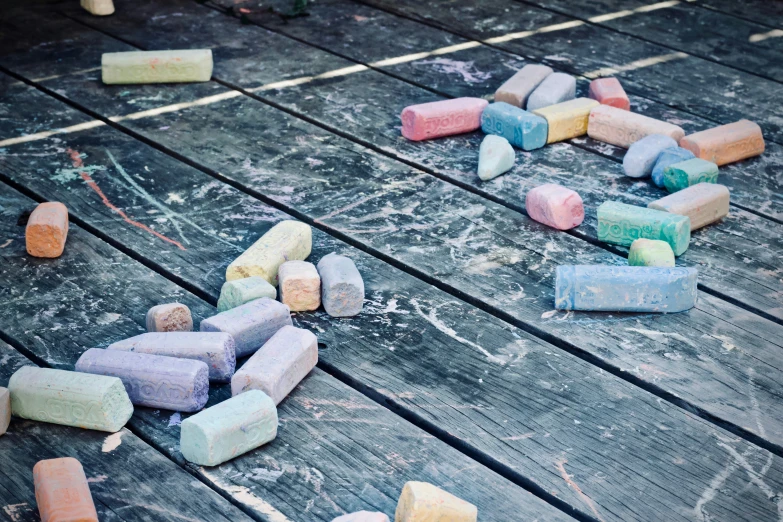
left=333, top=512, right=390, bottom=522
left=525, top=184, right=585, bottom=230
left=146, top=302, right=193, bottom=332
left=679, top=119, right=764, bottom=166
left=587, top=105, right=685, bottom=148
left=648, top=183, right=730, bottom=231
left=26, top=202, right=68, bottom=258
left=494, top=64, right=553, bottom=108
left=278, top=261, right=321, bottom=312
left=226, top=220, right=312, bottom=285
left=34, top=458, right=98, bottom=522
left=102, top=50, right=213, bottom=85
left=400, top=98, right=488, bottom=141
left=532, top=97, right=600, bottom=143
left=81, top=0, right=114, bottom=15
left=395, top=481, right=477, bottom=522
left=0, top=387, right=9, bottom=436
left=588, top=77, right=630, bottom=111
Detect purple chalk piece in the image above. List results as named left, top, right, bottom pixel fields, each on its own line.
left=200, top=298, right=292, bottom=358
left=317, top=253, right=364, bottom=317
left=75, top=348, right=209, bottom=412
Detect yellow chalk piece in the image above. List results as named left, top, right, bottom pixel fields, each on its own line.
left=226, top=221, right=312, bottom=285
left=102, top=50, right=213, bottom=85
left=395, top=481, right=477, bottom=522
left=533, top=98, right=600, bottom=144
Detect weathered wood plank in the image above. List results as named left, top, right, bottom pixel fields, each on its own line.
left=690, top=0, right=783, bottom=30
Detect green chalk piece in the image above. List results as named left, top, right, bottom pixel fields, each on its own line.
left=598, top=201, right=691, bottom=256
left=8, top=366, right=133, bottom=433
left=217, top=276, right=277, bottom=312
left=180, top=390, right=277, bottom=466
left=663, top=158, right=719, bottom=193
left=628, top=238, right=675, bottom=267
left=102, top=50, right=213, bottom=85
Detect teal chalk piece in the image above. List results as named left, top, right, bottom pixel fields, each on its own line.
left=598, top=201, right=691, bottom=256
left=481, top=102, right=547, bottom=151
left=663, top=158, right=719, bottom=193
left=651, top=147, right=695, bottom=188
left=555, top=265, right=698, bottom=312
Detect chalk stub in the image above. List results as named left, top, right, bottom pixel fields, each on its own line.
left=525, top=184, right=584, bottom=230
left=26, top=202, right=69, bottom=258
left=628, top=239, right=675, bottom=267
left=663, top=158, right=719, bottom=193
left=532, top=97, right=599, bottom=144
left=102, top=49, right=213, bottom=85
left=0, top=387, right=9, bottom=436
left=34, top=457, right=98, bottom=522
left=317, top=253, right=365, bottom=317
left=180, top=389, right=277, bottom=466
left=226, top=220, right=312, bottom=285
left=481, top=102, right=547, bottom=151
left=477, top=135, right=515, bottom=181
left=648, top=183, right=730, bottom=231
left=200, top=297, right=292, bottom=358
left=146, top=302, right=193, bottom=332
left=587, top=105, right=684, bottom=148
left=679, top=119, right=764, bottom=166
left=9, top=366, right=133, bottom=432
left=598, top=201, right=690, bottom=256
left=81, top=0, right=114, bottom=15
left=651, top=147, right=695, bottom=188
left=526, top=72, right=576, bottom=111
left=588, top=77, right=630, bottom=111
left=333, top=512, right=390, bottom=522
left=494, top=64, right=553, bottom=108
left=400, top=98, right=488, bottom=141
left=395, top=481, right=477, bottom=522
left=279, top=261, right=321, bottom=312
left=217, top=276, right=276, bottom=312
left=622, top=134, right=678, bottom=178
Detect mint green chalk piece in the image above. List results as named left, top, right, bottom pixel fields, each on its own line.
left=217, top=276, right=277, bottom=312
left=598, top=201, right=691, bottom=256
left=663, top=158, right=719, bottom=193
left=180, top=390, right=277, bottom=466
left=628, top=239, right=675, bottom=267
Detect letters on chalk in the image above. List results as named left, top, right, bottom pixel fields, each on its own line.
left=598, top=201, right=691, bottom=256
left=317, top=253, right=365, bottom=317
left=146, top=302, right=193, bottom=332
left=400, top=98, right=488, bottom=141
left=34, top=458, right=98, bottom=522
left=395, top=481, right=478, bottom=522
left=679, top=119, right=764, bottom=166
left=532, top=98, right=599, bottom=144
left=477, top=135, right=515, bottom=181
left=588, top=105, right=685, bottom=148
left=102, top=50, right=213, bottom=85
left=0, top=387, right=9, bottom=437
left=217, top=276, right=276, bottom=312
left=481, top=102, right=548, bottom=151
left=494, top=64, right=553, bottom=108
left=226, top=220, right=312, bottom=284
left=26, top=202, right=69, bottom=258
left=648, top=183, right=730, bottom=231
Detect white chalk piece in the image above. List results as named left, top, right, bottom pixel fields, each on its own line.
left=102, top=50, right=213, bottom=85
left=200, top=298, right=292, bottom=358
left=332, top=512, right=390, bottom=522
left=477, top=135, right=515, bottom=181
left=526, top=73, right=576, bottom=111
left=317, top=253, right=365, bottom=317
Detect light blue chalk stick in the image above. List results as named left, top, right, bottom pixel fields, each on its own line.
left=651, top=147, right=695, bottom=188
left=217, top=276, right=276, bottom=312
left=555, top=265, right=698, bottom=312
left=622, top=134, right=677, bottom=178
left=598, top=201, right=691, bottom=256
left=481, top=102, right=548, bottom=151
left=663, top=158, right=719, bottom=193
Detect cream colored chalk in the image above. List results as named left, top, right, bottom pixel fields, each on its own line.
left=647, top=183, right=730, bottom=230
left=102, top=50, right=213, bottom=85
left=226, top=221, right=312, bottom=285
left=395, top=482, right=477, bottom=522
left=81, top=0, right=114, bottom=16
left=588, top=105, right=684, bottom=148
left=533, top=98, right=599, bottom=143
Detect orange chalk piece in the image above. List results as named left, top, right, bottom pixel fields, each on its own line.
left=33, top=457, right=98, bottom=522
left=588, top=77, right=630, bottom=111
left=26, top=202, right=69, bottom=258
left=679, top=119, right=764, bottom=166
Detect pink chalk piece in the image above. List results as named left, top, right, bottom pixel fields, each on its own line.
left=525, top=184, right=584, bottom=230
left=401, top=98, right=488, bottom=141
left=588, top=78, right=630, bottom=111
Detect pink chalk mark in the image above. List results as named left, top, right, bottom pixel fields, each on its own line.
left=556, top=459, right=606, bottom=522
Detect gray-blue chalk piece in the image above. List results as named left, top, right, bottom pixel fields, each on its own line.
left=622, top=134, right=678, bottom=178
left=651, top=147, right=695, bottom=188
left=526, top=73, right=576, bottom=111
left=200, top=298, right=292, bottom=358
left=481, top=102, right=548, bottom=151
left=317, top=253, right=365, bottom=317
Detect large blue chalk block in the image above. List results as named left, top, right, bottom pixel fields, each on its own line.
left=554, top=265, right=698, bottom=312
left=481, top=102, right=548, bottom=151
left=651, top=147, right=695, bottom=188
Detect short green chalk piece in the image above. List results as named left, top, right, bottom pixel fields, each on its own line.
left=628, top=239, right=675, bottom=267
left=217, top=276, right=277, bottom=312
left=102, top=50, right=213, bottom=85
left=663, top=158, right=719, bottom=193
left=598, top=201, right=691, bottom=256
left=8, top=366, right=133, bottom=433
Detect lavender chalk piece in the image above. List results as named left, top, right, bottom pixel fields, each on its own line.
left=317, top=254, right=365, bottom=317
left=663, top=158, right=719, bottom=193
left=75, top=349, right=208, bottom=412
left=598, top=201, right=691, bottom=256
left=481, top=102, right=547, bottom=151
left=622, top=134, right=678, bottom=178
left=108, top=332, right=236, bottom=383
left=651, top=147, right=695, bottom=188
left=555, top=265, right=698, bottom=312
left=526, top=73, right=576, bottom=111
left=200, top=298, right=292, bottom=357
left=217, top=276, right=277, bottom=312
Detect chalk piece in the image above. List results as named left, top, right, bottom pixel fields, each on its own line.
left=622, top=134, right=678, bottom=178
left=217, top=276, right=276, bottom=312
left=477, top=135, right=515, bottom=181
left=226, top=220, right=312, bottom=284
left=231, top=325, right=318, bottom=405
left=108, top=332, right=236, bottom=383
left=34, top=458, right=98, bottom=522
left=146, top=302, right=193, bottom=332
left=180, top=390, right=277, bottom=466
left=648, top=183, right=730, bottom=231
left=494, top=64, right=553, bottom=108
left=395, top=481, right=477, bottom=522
left=81, top=0, right=114, bottom=15
left=26, top=202, right=68, bottom=258
left=555, top=265, right=698, bottom=312
left=598, top=201, right=690, bottom=256
left=588, top=105, right=685, bottom=148
left=102, top=50, right=213, bottom=85
left=651, top=147, right=695, bottom=188
left=526, top=72, right=576, bottom=111
left=0, top=387, right=9, bottom=436
left=400, top=98, right=488, bottom=141
left=200, top=298, right=292, bottom=358
left=279, top=261, right=321, bottom=312
left=525, top=184, right=584, bottom=230
left=628, top=239, right=675, bottom=267
left=317, top=254, right=365, bottom=317
left=532, top=98, right=600, bottom=143
left=481, top=102, right=547, bottom=151
left=588, top=77, right=630, bottom=111
left=75, top=349, right=209, bottom=412
left=680, top=119, right=764, bottom=166
left=333, top=512, right=390, bottom=522
left=663, top=158, right=719, bottom=193
left=9, top=366, right=133, bottom=432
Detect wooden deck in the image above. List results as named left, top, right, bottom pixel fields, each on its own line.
left=0, top=0, right=781, bottom=520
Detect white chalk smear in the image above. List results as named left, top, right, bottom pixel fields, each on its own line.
left=200, top=468, right=291, bottom=522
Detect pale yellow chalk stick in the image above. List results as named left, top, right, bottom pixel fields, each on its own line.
left=226, top=221, right=312, bottom=285
left=102, top=50, right=213, bottom=85
left=81, top=0, right=114, bottom=16
left=533, top=98, right=600, bottom=144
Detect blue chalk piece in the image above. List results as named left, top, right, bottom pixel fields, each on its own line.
left=622, top=134, right=677, bottom=178
left=554, top=265, right=698, bottom=312
left=651, top=147, right=695, bottom=188
left=481, top=102, right=548, bottom=151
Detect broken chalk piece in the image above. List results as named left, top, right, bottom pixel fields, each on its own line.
left=317, top=253, right=365, bottom=317
left=648, top=183, right=730, bottom=231
left=477, top=135, right=515, bottom=181
left=526, top=72, right=576, bottom=111
left=231, top=325, right=318, bottom=405
left=200, top=298, right=292, bottom=358
left=588, top=105, right=685, bottom=148
left=525, top=183, right=584, bottom=230
left=81, top=0, right=114, bottom=16
left=26, top=202, right=68, bottom=258
left=679, top=119, right=764, bottom=166
left=279, top=261, right=321, bottom=312
left=75, top=348, right=209, bottom=412
left=217, top=276, right=276, bottom=312
left=481, top=102, right=547, bottom=151
left=108, top=332, right=236, bottom=383
left=532, top=97, right=600, bottom=144
left=34, top=458, right=98, bottom=522
left=333, top=512, right=390, bottom=522
left=395, top=481, right=477, bottom=522
left=588, top=77, right=630, bottom=111
left=598, top=201, right=691, bottom=256
left=400, top=98, right=488, bottom=141
left=622, top=134, right=678, bottom=178
left=102, top=50, right=213, bottom=85
left=555, top=265, right=698, bottom=312
left=628, top=238, right=675, bottom=267
left=180, top=389, right=277, bottom=466
left=651, top=147, right=695, bottom=188
left=663, top=158, right=719, bottom=193
left=146, top=302, right=193, bottom=332
left=9, top=366, right=133, bottom=432
left=494, top=64, right=553, bottom=108
left=226, top=220, right=312, bottom=284
left=0, top=387, right=9, bottom=436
